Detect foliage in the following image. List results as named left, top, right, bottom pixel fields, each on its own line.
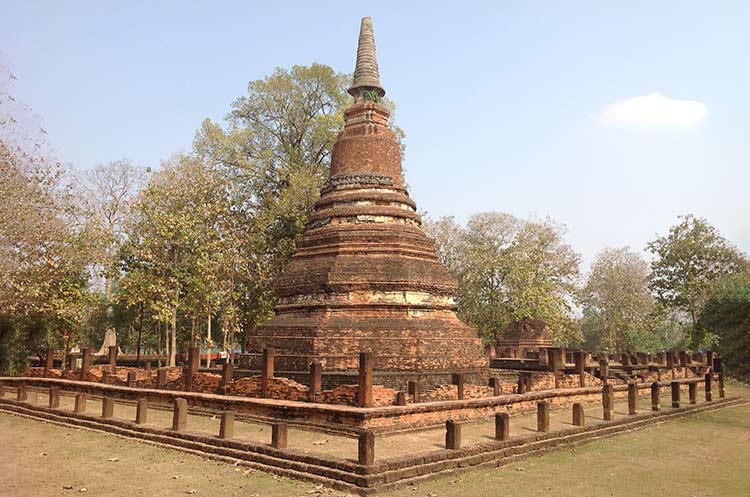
left=698, top=272, right=750, bottom=380
left=424, top=212, right=581, bottom=344
left=580, top=247, right=683, bottom=352
left=647, top=214, right=748, bottom=345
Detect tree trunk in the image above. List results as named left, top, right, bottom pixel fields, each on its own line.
left=169, top=307, right=177, bottom=367
left=156, top=322, right=162, bottom=368
left=205, top=307, right=212, bottom=368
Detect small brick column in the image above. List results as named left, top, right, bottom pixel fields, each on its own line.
left=309, top=360, right=322, bottom=402
left=101, top=396, right=114, bottom=418
left=495, top=412, right=510, bottom=440
left=574, top=351, right=587, bottom=387
left=445, top=420, right=462, bottom=449
left=705, top=373, right=713, bottom=402
left=44, top=349, right=54, bottom=376
left=17, top=383, right=28, bottom=401
left=271, top=422, right=288, bottom=449
left=135, top=398, right=148, bottom=424
left=358, top=352, right=373, bottom=408
left=74, top=393, right=87, bottom=413
left=172, top=398, right=188, bottom=431
left=219, top=411, right=234, bottom=439
left=572, top=403, right=585, bottom=427
left=80, top=347, right=92, bottom=380
left=671, top=381, right=681, bottom=408
left=48, top=387, right=60, bottom=408
left=689, top=382, right=697, bottom=404
left=220, top=362, right=234, bottom=393
left=651, top=381, right=660, bottom=411
left=108, top=345, right=117, bottom=374
left=451, top=373, right=465, bottom=400
left=489, top=377, right=501, bottom=396
left=127, top=370, right=137, bottom=387
left=408, top=380, right=420, bottom=403
left=358, top=430, right=375, bottom=465
left=261, top=347, right=275, bottom=398
left=156, top=368, right=167, bottom=389
left=537, top=401, right=550, bottom=432
left=602, top=384, right=614, bottom=421
left=627, top=383, right=638, bottom=415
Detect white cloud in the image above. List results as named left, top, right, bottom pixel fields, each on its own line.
left=598, top=92, right=708, bottom=127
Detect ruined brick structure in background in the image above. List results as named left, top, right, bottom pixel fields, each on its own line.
left=246, top=17, right=487, bottom=387
left=493, top=318, right=553, bottom=359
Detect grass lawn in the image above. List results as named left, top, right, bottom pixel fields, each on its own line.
left=1, top=381, right=748, bottom=497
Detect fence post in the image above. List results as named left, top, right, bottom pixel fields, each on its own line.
left=358, top=430, right=375, bottom=465
left=172, top=398, right=188, bottom=431
left=689, top=382, right=697, bottom=404
left=408, top=380, right=420, bottom=403
left=108, top=345, right=117, bottom=374
left=220, top=361, right=234, bottom=393
left=704, top=373, right=713, bottom=402
left=261, top=348, right=275, bottom=398
left=602, top=384, right=614, bottom=421
left=44, top=349, right=55, bottom=376
left=156, top=368, right=167, bottom=389
left=309, top=360, right=322, bottom=402
left=572, top=403, right=585, bottom=427
left=671, top=381, right=681, bottom=408
left=651, top=381, right=660, bottom=411
left=489, top=377, right=501, bottom=396
left=271, top=422, right=288, bottom=449
left=74, top=393, right=86, bottom=413
left=452, top=373, right=465, bottom=400
left=80, top=347, right=92, bottom=380
left=17, top=383, right=28, bottom=401
left=537, top=401, right=550, bottom=432
left=628, top=382, right=638, bottom=415
left=358, top=352, right=373, bottom=408
left=48, top=387, right=60, bottom=408
left=446, top=420, right=462, bottom=449
left=135, top=398, right=148, bottom=424
left=127, top=370, right=137, bottom=387
left=219, top=411, right=235, bottom=439
left=495, top=412, right=510, bottom=440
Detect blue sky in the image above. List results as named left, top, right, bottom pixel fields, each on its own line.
left=2, top=1, right=748, bottom=268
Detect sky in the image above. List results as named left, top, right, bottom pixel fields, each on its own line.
left=2, top=1, right=749, bottom=269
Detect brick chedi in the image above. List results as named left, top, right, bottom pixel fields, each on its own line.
left=247, top=17, right=487, bottom=382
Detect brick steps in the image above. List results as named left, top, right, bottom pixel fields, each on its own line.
left=0, top=395, right=744, bottom=495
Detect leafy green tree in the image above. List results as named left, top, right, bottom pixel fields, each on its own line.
left=698, top=272, right=750, bottom=380
left=580, top=247, right=681, bottom=352
left=424, top=212, right=581, bottom=344
left=647, top=214, right=748, bottom=345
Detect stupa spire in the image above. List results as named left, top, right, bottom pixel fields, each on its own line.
left=348, top=16, right=385, bottom=100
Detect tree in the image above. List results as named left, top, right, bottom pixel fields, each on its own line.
left=698, top=272, right=750, bottom=380
left=580, top=247, right=676, bottom=352
left=647, top=214, right=748, bottom=345
left=77, top=159, right=147, bottom=352
left=424, top=212, right=581, bottom=343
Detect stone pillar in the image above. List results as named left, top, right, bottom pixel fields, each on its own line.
left=628, top=383, right=638, bottom=415
left=718, top=373, right=725, bottom=399
left=451, top=373, right=465, bottom=400
left=108, top=346, right=117, bottom=374
left=17, top=383, right=28, bottom=401
left=308, top=360, right=322, bottom=402
left=495, top=412, right=510, bottom=441
left=156, top=368, right=167, bottom=389
left=127, top=370, right=137, bottom=387
left=602, top=384, right=614, bottom=421
left=271, top=422, right=288, bottom=449
left=621, top=353, right=630, bottom=367
left=574, top=351, right=587, bottom=387
left=408, top=380, right=420, bottom=403
left=358, top=430, right=375, bottom=465
left=599, top=357, right=609, bottom=381
left=48, top=387, right=60, bottom=408
left=395, top=391, right=407, bottom=406
left=547, top=348, right=564, bottom=372
left=666, top=352, right=674, bottom=371
left=145, top=360, right=152, bottom=377
left=537, top=401, right=550, bottom=432
left=101, top=396, right=114, bottom=418
left=220, top=362, right=234, bottom=392
left=74, top=393, right=86, bottom=413
left=44, top=349, right=55, bottom=376
left=705, top=373, right=713, bottom=402
left=445, top=420, right=462, bottom=449
left=651, top=381, right=660, bottom=411
left=80, top=347, right=92, bottom=380
left=135, top=398, right=148, bottom=424
left=671, top=381, right=681, bottom=408
left=261, top=347, right=275, bottom=398
left=219, top=411, right=234, bottom=439
left=172, top=398, right=188, bottom=431
left=689, top=382, right=697, bottom=404
left=489, top=377, right=501, bottom=396
left=358, top=352, right=373, bottom=408
left=186, top=346, right=199, bottom=392
left=572, top=403, right=585, bottom=427
left=101, top=370, right=109, bottom=383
